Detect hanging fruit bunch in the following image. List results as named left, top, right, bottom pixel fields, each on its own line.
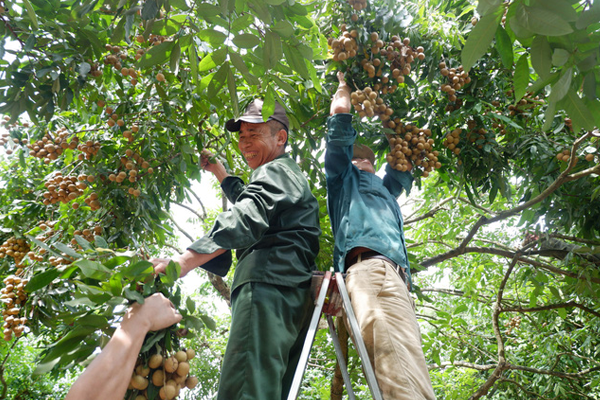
left=385, top=122, right=440, bottom=177
left=127, top=348, right=199, bottom=400
left=0, top=237, right=30, bottom=276
left=1, top=274, right=28, bottom=341
left=440, top=62, right=470, bottom=112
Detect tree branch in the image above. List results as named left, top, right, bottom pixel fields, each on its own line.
left=172, top=201, right=206, bottom=221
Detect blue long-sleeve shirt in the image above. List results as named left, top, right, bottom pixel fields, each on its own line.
left=325, top=113, right=414, bottom=287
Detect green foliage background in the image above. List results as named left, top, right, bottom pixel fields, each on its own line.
left=0, top=0, right=599, bottom=398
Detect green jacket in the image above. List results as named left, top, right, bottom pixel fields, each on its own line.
left=188, top=154, right=321, bottom=293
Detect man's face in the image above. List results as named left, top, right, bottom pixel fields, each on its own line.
left=238, top=122, right=284, bottom=169
left=352, top=157, right=375, bottom=174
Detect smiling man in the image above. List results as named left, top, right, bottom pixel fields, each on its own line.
left=152, top=99, right=320, bottom=400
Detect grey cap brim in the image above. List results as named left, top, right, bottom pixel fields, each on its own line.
left=226, top=116, right=276, bottom=132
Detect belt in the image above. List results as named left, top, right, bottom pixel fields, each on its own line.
left=346, top=250, right=407, bottom=284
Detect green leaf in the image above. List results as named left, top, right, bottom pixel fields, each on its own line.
left=542, top=98, right=557, bottom=131
left=461, top=7, right=503, bottom=72
left=272, top=20, right=294, bottom=38
left=271, top=75, right=298, bottom=97
left=125, top=260, right=154, bottom=277
left=229, top=52, right=259, bottom=85
left=124, top=287, right=145, bottom=303
left=549, top=68, right=572, bottom=103
left=516, top=4, right=574, bottom=36
left=207, top=63, right=229, bottom=99
left=513, top=54, right=530, bottom=103
left=188, top=44, right=199, bottom=87
left=137, top=40, right=176, bottom=69
left=170, top=42, right=181, bottom=75
left=141, top=0, right=159, bottom=20
left=264, top=31, right=282, bottom=69
left=576, top=1, right=600, bottom=30
left=94, top=235, right=109, bottom=249
left=198, top=47, right=227, bottom=72
left=195, top=3, right=221, bottom=18
left=186, top=296, right=196, bottom=313
left=198, top=29, right=227, bottom=47
left=22, top=0, right=39, bottom=30
left=232, top=33, right=260, bottom=49
left=477, top=0, right=502, bottom=16
left=74, top=259, right=112, bottom=279
left=552, top=49, right=570, bottom=67
left=53, top=242, right=81, bottom=259
left=560, top=89, right=596, bottom=131
left=283, top=43, right=309, bottom=80
left=495, top=26, right=514, bottom=69
left=532, top=0, right=577, bottom=22
left=25, top=268, right=61, bottom=292
left=227, top=66, right=239, bottom=116
left=530, top=36, right=552, bottom=79
left=161, top=260, right=181, bottom=286
left=231, top=14, right=254, bottom=32
left=74, top=235, right=93, bottom=251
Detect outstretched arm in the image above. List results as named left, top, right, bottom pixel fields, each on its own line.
left=330, top=71, right=352, bottom=115
left=64, top=293, right=182, bottom=400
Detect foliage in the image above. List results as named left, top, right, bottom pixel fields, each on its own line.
left=0, top=0, right=599, bottom=399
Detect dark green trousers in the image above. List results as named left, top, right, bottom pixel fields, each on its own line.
left=217, top=282, right=313, bottom=400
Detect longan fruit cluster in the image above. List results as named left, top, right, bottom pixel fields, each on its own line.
left=0, top=237, right=30, bottom=272
left=347, top=0, right=367, bottom=11
left=27, top=128, right=78, bottom=163
left=103, top=45, right=127, bottom=72
left=555, top=149, right=596, bottom=164
left=48, top=253, right=75, bottom=267
left=505, top=315, right=522, bottom=335
left=77, top=140, right=101, bottom=160
left=109, top=151, right=153, bottom=197
left=350, top=87, right=394, bottom=120
left=42, top=173, right=87, bottom=206
left=442, top=128, right=463, bottom=155
left=1, top=275, right=28, bottom=341
left=70, top=226, right=103, bottom=246
left=329, top=29, right=358, bottom=62
left=128, top=348, right=199, bottom=400
left=507, top=93, right=542, bottom=117
left=83, top=192, right=102, bottom=211
left=439, top=62, right=470, bottom=111
left=88, top=61, right=103, bottom=78
left=385, top=123, right=440, bottom=176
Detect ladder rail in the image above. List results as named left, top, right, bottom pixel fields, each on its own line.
left=326, top=314, right=356, bottom=400
left=334, top=272, right=384, bottom=400
left=286, top=271, right=332, bottom=400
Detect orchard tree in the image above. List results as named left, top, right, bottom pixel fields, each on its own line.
left=0, top=0, right=599, bottom=399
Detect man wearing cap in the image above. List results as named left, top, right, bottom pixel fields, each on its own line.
left=152, top=99, right=320, bottom=399
left=326, top=72, right=436, bottom=399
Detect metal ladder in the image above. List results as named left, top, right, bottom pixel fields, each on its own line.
left=287, top=271, right=384, bottom=400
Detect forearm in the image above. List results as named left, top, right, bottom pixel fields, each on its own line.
left=330, top=83, right=352, bottom=115
left=65, top=323, right=147, bottom=400
left=210, top=163, right=230, bottom=183
left=178, top=248, right=227, bottom=275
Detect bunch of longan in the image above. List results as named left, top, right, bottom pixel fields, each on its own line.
left=506, top=92, right=542, bottom=117
left=350, top=87, right=394, bottom=120
left=108, top=150, right=153, bottom=197
left=439, top=62, right=470, bottom=111
left=27, top=128, right=78, bottom=164
left=103, top=45, right=127, bottom=73
left=505, top=315, right=522, bottom=335
left=442, top=128, right=463, bottom=155
left=42, top=173, right=86, bottom=206
left=128, top=348, right=199, bottom=400
left=77, top=140, right=102, bottom=160
left=83, top=192, right=102, bottom=211
left=347, top=0, right=367, bottom=12
left=0, top=237, right=30, bottom=268
left=70, top=226, right=103, bottom=245
left=1, top=274, right=28, bottom=341
left=329, top=29, right=359, bottom=62
left=385, top=122, right=440, bottom=176
left=556, top=149, right=596, bottom=163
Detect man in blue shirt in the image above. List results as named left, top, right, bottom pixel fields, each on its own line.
left=326, top=72, right=436, bottom=399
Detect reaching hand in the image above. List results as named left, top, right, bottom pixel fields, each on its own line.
left=200, top=149, right=229, bottom=183
left=123, top=292, right=183, bottom=333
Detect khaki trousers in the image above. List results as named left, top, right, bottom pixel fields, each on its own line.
left=345, top=259, right=436, bottom=400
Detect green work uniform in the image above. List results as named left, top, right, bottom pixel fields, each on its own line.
left=188, top=153, right=321, bottom=399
